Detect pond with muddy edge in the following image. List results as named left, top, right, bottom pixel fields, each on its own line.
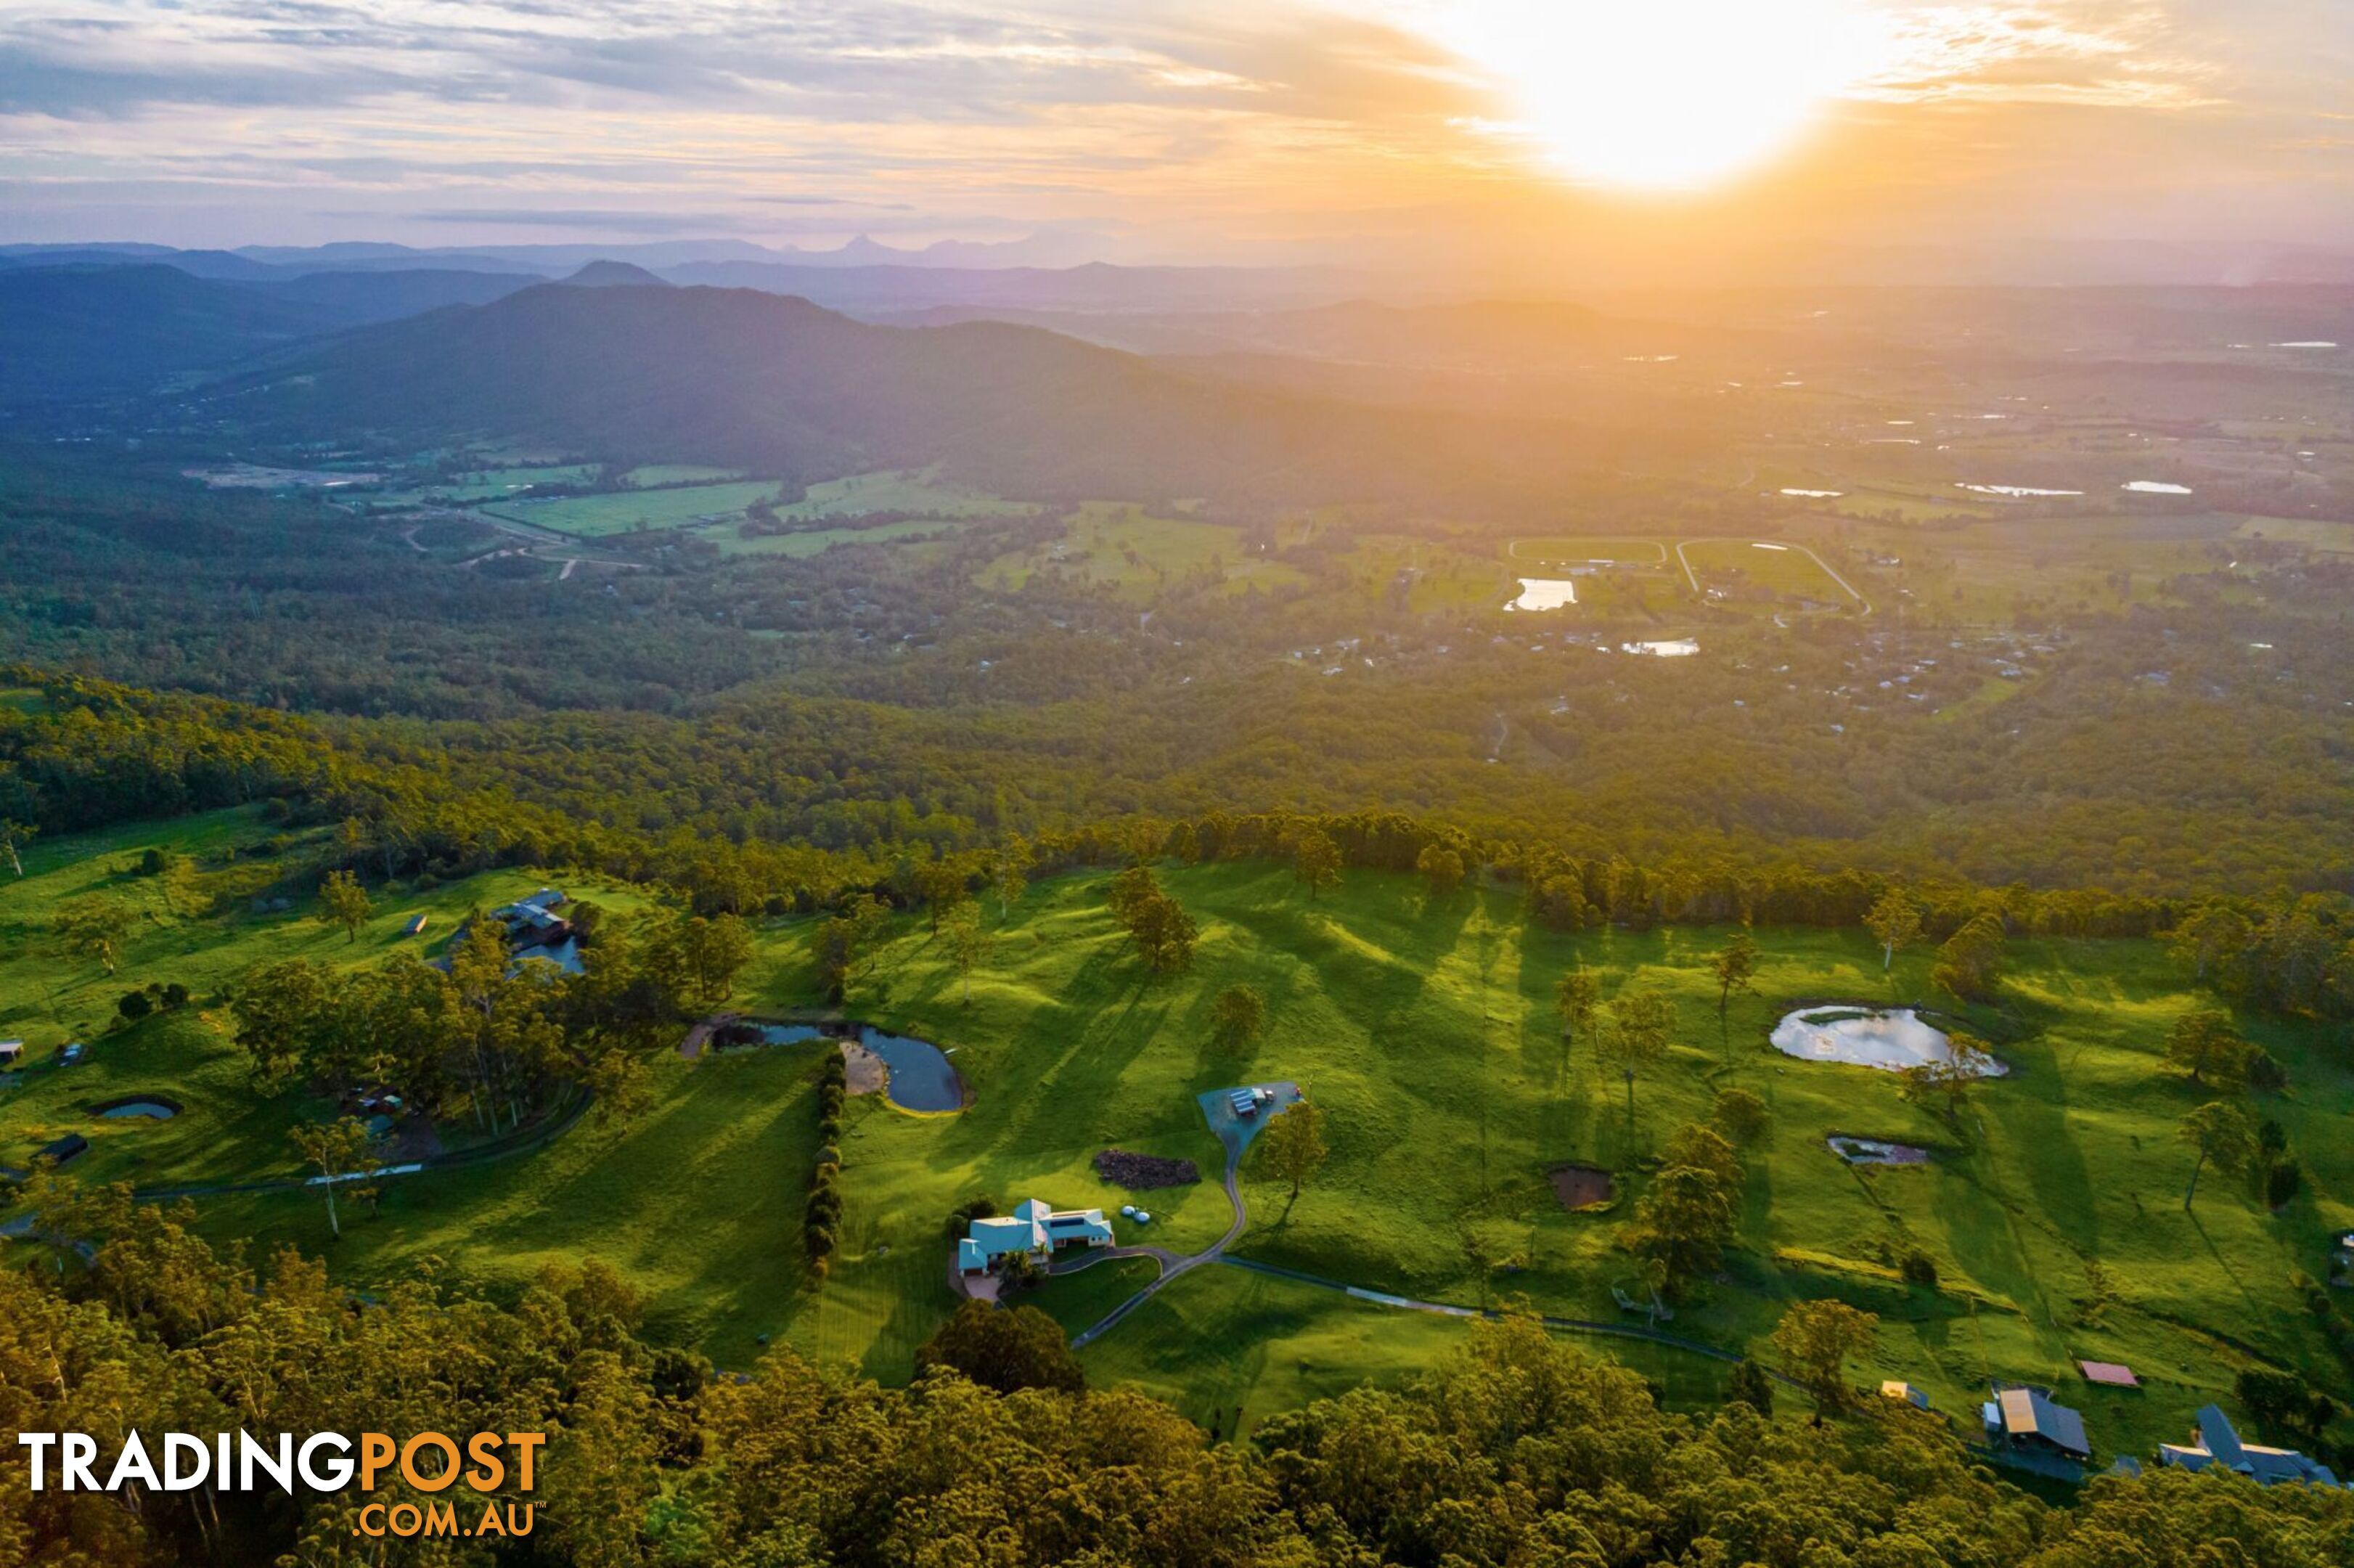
left=727, top=1021, right=965, bottom=1112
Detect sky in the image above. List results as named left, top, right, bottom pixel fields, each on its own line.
left=1, top=1, right=2348, bottom=278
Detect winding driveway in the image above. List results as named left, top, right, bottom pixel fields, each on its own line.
left=1066, top=1084, right=1798, bottom=1384
left=1067, top=1135, right=1253, bottom=1348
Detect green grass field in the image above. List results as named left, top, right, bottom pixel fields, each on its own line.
left=480, top=481, right=785, bottom=537
left=0, top=809, right=658, bottom=1184
left=1074, top=1263, right=1737, bottom=1431
left=623, top=465, right=745, bottom=488
left=1339, top=534, right=1516, bottom=613
left=775, top=470, right=1034, bottom=523
left=1680, top=539, right=1859, bottom=608
left=2234, top=515, right=2354, bottom=554
left=978, top=504, right=1304, bottom=597
left=7, top=829, right=2349, bottom=1458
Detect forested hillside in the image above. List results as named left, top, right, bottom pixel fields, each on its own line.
left=7, top=1195, right=2350, bottom=1567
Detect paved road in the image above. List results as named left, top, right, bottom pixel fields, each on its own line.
left=1069, top=1137, right=1251, bottom=1348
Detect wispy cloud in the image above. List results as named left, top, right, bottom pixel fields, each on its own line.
left=0, top=1, right=2341, bottom=256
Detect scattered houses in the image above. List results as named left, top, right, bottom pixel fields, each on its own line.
left=0, top=1040, right=22, bottom=1066
left=2158, top=1405, right=2344, bottom=1488
left=1881, top=1381, right=1931, bottom=1410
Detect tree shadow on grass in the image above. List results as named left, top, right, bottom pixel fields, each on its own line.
left=2182, top=1204, right=2266, bottom=1321
left=1980, top=1026, right=2101, bottom=1262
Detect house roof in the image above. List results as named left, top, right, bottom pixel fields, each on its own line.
left=2160, top=1405, right=2345, bottom=1487
left=965, top=1199, right=1114, bottom=1259
left=1045, top=1211, right=1114, bottom=1245
left=1998, top=1387, right=2090, bottom=1457
left=966, top=1214, right=1047, bottom=1259
left=1881, top=1381, right=1929, bottom=1409
left=2080, top=1360, right=2138, bottom=1388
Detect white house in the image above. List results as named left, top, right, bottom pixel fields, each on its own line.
left=956, top=1198, right=1114, bottom=1275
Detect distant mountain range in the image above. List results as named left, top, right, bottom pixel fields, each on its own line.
left=0, top=264, right=537, bottom=404
left=225, top=279, right=1627, bottom=504
left=0, top=231, right=1117, bottom=277
left=8, top=239, right=2343, bottom=504
left=0, top=240, right=1374, bottom=329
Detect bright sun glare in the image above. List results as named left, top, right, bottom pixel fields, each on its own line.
left=1426, top=0, right=1888, bottom=190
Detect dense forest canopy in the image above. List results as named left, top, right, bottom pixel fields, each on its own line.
left=7, top=1191, right=2350, bottom=1567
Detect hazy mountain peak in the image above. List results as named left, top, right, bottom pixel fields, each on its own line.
left=562, top=259, right=672, bottom=288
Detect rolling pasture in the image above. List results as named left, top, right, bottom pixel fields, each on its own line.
left=481, top=480, right=785, bottom=537
left=7, top=822, right=2347, bottom=1460
left=1678, top=537, right=1860, bottom=609
left=978, top=502, right=1304, bottom=597
left=771, top=468, right=1035, bottom=523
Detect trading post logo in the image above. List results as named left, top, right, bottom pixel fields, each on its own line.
left=19, top=1430, right=545, bottom=1540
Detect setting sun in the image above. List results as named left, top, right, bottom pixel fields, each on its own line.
left=1421, top=0, right=1889, bottom=189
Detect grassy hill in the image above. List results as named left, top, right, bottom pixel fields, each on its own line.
left=4, top=821, right=2348, bottom=1460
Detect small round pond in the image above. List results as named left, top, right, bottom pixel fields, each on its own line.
left=92, top=1095, right=181, bottom=1120
left=730, top=1021, right=964, bottom=1113
left=1770, top=1006, right=2007, bottom=1077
